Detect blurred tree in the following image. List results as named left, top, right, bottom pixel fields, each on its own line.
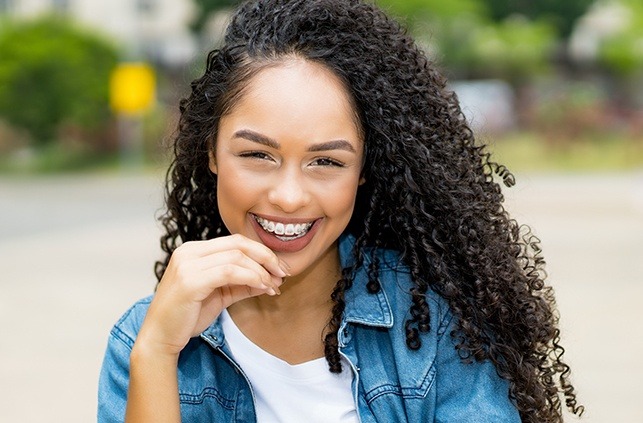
left=190, top=0, right=485, bottom=35
left=468, top=17, right=556, bottom=83
left=377, top=0, right=556, bottom=82
left=595, top=0, right=643, bottom=110
left=598, top=0, right=643, bottom=77
left=483, top=0, right=593, bottom=38
left=378, top=0, right=484, bottom=21
left=187, top=0, right=559, bottom=86
left=377, top=0, right=488, bottom=71
left=0, top=17, right=118, bottom=146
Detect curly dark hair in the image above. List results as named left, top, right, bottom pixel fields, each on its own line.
left=154, top=0, right=583, bottom=421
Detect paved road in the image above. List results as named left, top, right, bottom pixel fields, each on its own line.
left=1, top=171, right=642, bottom=422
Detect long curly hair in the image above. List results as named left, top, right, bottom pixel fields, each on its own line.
left=155, top=0, right=583, bottom=421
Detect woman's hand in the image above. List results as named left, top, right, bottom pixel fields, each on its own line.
left=134, top=233, right=288, bottom=358
left=125, top=234, right=288, bottom=422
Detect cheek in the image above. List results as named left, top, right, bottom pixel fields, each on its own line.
left=216, top=165, right=259, bottom=223
left=321, top=176, right=361, bottom=218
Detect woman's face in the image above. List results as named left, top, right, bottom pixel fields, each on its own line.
left=211, top=60, right=364, bottom=276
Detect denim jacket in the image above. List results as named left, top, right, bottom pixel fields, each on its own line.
left=98, top=235, right=520, bottom=422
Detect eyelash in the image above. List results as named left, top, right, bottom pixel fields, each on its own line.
left=239, top=151, right=272, bottom=161
left=312, top=157, right=344, bottom=167
left=238, top=152, right=345, bottom=167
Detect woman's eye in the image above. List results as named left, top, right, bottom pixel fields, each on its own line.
left=312, top=157, right=344, bottom=167
left=239, top=151, right=272, bottom=161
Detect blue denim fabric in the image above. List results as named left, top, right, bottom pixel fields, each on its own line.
left=98, top=234, right=520, bottom=422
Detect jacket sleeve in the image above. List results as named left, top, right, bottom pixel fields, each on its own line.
left=98, top=298, right=151, bottom=423
left=433, top=317, right=521, bottom=423
left=98, top=325, right=134, bottom=423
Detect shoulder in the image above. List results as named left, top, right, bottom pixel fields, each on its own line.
left=99, top=296, right=153, bottom=421
left=108, top=296, right=153, bottom=350
left=348, top=249, right=520, bottom=421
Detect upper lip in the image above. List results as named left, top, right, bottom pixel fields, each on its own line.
left=251, top=213, right=319, bottom=224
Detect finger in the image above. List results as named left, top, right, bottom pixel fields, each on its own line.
left=196, top=249, right=282, bottom=290
left=211, top=284, right=269, bottom=310
left=192, top=263, right=277, bottom=301
left=201, top=235, right=289, bottom=278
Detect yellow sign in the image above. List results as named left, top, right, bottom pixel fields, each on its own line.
left=109, top=63, right=156, bottom=115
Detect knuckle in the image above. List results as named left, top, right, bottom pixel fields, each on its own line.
left=172, top=243, right=191, bottom=259
left=229, top=249, right=245, bottom=262
left=220, top=263, right=236, bottom=278
left=174, top=258, right=188, bottom=272
left=172, top=261, right=191, bottom=282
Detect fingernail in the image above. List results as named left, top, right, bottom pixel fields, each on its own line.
left=279, top=259, right=292, bottom=276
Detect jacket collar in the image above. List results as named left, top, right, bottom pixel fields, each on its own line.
left=201, top=233, right=394, bottom=347
left=339, top=233, right=394, bottom=329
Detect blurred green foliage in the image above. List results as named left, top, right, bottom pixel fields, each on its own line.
left=598, top=0, right=643, bottom=77
left=467, top=17, right=556, bottom=82
left=188, top=0, right=588, bottom=84
left=0, top=0, right=636, bottom=174
left=378, top=0, right=484, bottom=20
left=0, top=17, right=118, bottom=146
left=378, top=0, right=558, bottom=82
left=484, top=0, right=593, bottom=38
left=492, top=131, right=643, bottom=171
left=378, top=0, right=592, bottom=37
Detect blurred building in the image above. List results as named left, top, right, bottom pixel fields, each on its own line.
left=0, top=0, right=197, bottom=67
left=451, top=80, right=517, bottom=134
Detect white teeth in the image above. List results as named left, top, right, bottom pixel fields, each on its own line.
left=254, top=215, right=314, bottom=240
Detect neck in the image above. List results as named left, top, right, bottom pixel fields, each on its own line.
left=228, top=243, right=342, bottom=323
left=225, top=244, right=343, bottom=364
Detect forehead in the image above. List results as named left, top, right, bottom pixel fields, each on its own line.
left=244, top=59, right=353, bottom=108
left=220, top=59, right=362, bottom=145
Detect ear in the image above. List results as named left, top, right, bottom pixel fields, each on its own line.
left=359, top=176, right=366, bottom=186
left=208, top=151, right=218, bottom=175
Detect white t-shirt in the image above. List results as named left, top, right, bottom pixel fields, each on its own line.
left=220, top=310, right=359, bottom=423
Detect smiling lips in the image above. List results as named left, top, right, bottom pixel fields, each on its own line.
left=251, top=214, right=320, bottom=253
left=254, top=215, right=314, bottom=241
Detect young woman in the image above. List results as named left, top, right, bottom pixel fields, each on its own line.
left=99, top=1, right=583, bottom=422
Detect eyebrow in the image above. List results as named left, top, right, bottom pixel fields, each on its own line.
left=232, top=129, right=356, bottom=153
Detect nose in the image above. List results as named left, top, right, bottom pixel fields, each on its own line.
left=267, top=167, right=311, bottom=213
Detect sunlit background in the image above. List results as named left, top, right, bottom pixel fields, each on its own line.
left=0, top=0, right=641, bottom=421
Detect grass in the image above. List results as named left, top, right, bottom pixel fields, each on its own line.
left=487, top=132, right=643, bottom=172
left=0, top=142, right=166, bottom=174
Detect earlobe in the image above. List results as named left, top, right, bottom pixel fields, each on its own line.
left=208, top=151, right=218, bottom=175
left=359, top=176, right=366, bottom=186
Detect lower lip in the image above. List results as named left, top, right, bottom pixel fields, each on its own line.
left=250, top=215, right=321, bottom=253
